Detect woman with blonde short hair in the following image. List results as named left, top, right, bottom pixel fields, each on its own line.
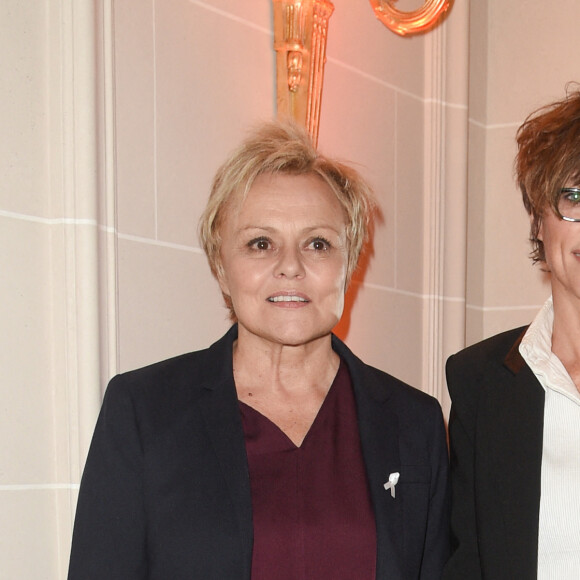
left=69, top=120, right=449, bottom=580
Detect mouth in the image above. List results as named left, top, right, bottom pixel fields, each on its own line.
left=267, top=293, right=310, bottom=303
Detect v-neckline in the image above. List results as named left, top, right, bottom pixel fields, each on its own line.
left=238, top=361, right=343, bottom=449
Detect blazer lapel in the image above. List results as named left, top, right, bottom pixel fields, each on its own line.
left=196, top=327, right=253, bottom=577
left=357, top=383, right=405, bottom=579
left=332, top=337, right=405, bottom=579
left=481, top=341, right=544, bottom=576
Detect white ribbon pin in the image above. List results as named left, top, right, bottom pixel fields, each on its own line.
left=384, top=472, right=400, bottom=498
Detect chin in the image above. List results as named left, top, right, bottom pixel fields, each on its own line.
left=238, top=312, right=341, bottom=347
left=269, top=324, right=337, bottom=347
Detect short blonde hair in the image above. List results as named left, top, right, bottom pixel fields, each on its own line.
left=199, top=120, right=376, bottom=303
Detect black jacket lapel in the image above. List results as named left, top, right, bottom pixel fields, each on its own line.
left=197, top=327, right=253, bottom=578
left=332, top=337, right=405, bottom=579
left=480, top=342, right=544, bottom=577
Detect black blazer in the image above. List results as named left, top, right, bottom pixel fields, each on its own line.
left=68, top=326, right=449, bottom=579
left=443, top=326, right=545, bottom=580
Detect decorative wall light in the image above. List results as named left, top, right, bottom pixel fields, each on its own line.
left=368, top=0, right=450, bottom=36
left=272, top=0, right=334, bottom=146
left=272, top=0, right=450, bottom=144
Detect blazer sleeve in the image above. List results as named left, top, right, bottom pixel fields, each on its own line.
left=68, top=375, right=147, bottom=579
left=420, top=396, right=451, bottom=580
left=442, top=353, right=482, bottom=580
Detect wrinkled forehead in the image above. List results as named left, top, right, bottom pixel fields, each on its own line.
left=225, top=170, right=349, bottom=220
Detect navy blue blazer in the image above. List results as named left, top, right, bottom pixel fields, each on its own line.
left=443, top=326, right=544, bottom=580
left=68, top=326, right=449, bottom=579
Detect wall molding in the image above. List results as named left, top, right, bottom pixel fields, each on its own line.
left=49, top=1, right=118, bottom=573
left=421, top=3, right=469, bottom=412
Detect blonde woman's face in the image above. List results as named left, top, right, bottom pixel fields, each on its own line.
left=217, top=172, right=349, bottom=347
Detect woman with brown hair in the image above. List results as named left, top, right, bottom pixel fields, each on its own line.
left=444, top=88, right=580, bottom=579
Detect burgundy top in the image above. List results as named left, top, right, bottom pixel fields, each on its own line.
left=239, top=360, right=377, bottom=580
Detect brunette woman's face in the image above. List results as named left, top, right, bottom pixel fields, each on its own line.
left=539, top=187, right=580, bottom=305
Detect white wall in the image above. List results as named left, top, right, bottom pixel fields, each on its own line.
left=1, top=0, right=578, bottom=577
left=0, top=2, right=67, bottom=576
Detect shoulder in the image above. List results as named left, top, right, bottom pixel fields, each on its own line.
left=332, top=334, right=442, bottom=418
left=368, top=362, right=440, bottom=411
left=103, top=327, right=236, bottom=411
left=111, top=348, right=211, bottom=390
left=447, top=326, right=527, bottom=376
left=449, top=325, right=527, bottom=366
left=446, top=325, right=528, bottom=401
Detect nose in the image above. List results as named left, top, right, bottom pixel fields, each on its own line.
left=275, top=245, right=305, bottom=279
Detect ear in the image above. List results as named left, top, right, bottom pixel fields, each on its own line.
left=216, top=267, right=230, bottom=297
left=536, top=215, right=544, bottom=242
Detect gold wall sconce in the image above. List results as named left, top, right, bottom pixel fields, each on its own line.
left=272, top=0, right=451, bottom=144
left=368, top=0, right=450, bottom=36
left=272, top=0, right=334, bottom=147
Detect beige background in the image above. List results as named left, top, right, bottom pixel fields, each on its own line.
left=1, top=0, right=577, bottom=576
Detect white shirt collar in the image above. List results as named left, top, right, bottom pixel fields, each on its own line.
left=519, top=296, right=580, bottom=405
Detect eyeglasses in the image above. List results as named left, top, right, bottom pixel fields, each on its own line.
left=558, top=188, right=580, bottom=222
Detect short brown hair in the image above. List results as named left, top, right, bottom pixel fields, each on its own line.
left=199, top=120, right=376, bottom=312
left=515, top=87, right=580, bottom=262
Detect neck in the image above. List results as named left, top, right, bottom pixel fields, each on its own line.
left=551, top=293, right=580, bottom=389
left=232, top=328, right=339, bottom=396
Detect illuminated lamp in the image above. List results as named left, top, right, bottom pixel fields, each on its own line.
left=272, top=0, right=334, bottom=146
